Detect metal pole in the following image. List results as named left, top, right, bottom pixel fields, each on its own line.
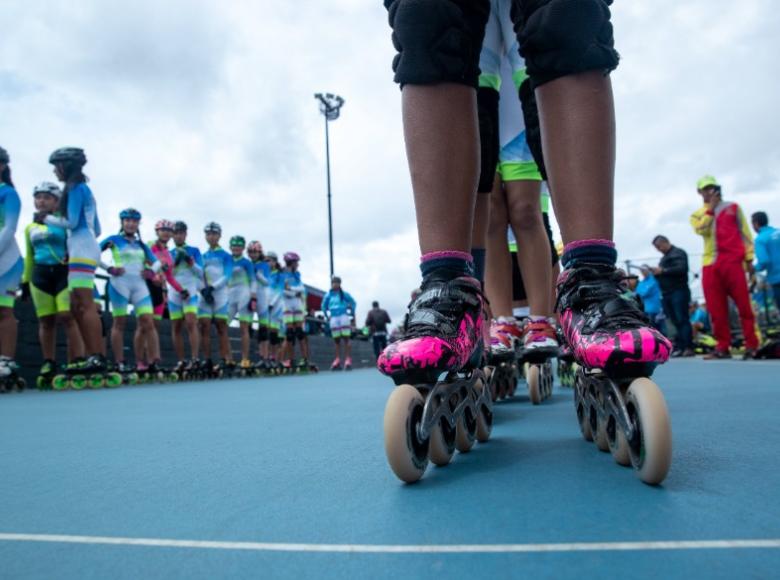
left=325, top=113, right=334, bottom=279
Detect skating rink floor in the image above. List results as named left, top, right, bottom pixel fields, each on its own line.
left=1, top=358, right=779, bottom=579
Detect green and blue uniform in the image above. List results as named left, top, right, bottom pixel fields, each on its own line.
left=0, top=183, right=22, bottom=307
left=198, top=246, right=232, bottom=320
left=23, top=221, right=69, bottom=317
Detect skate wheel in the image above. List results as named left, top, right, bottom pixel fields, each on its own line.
left=106, top=373, right=122, bottom=388
left=71, top=376, right=87, bottom=390
left=169, top=373, right=179, bottom=383
left=594, top=412, right=609, bottom=452
left=474, top=379, right=493, bottom=443
left=52, top=375, right=69, bottom=391
left=626, top=378, right=672, bottom=485
left=608, top=424, right=631, bottom=466
left=36, top=376, right=47, bottom=390
left=89, top=374, right=105, bottom=389
left=383, top=384, right=429, bottom=483
left=455, top=408, right=476, bottom=453
left=429, top=421, right=455, bottom=466
left=527, top=365, right=542, bottom=405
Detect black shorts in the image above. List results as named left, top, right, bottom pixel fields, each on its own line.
left=32, top=264, right=68, bottom=297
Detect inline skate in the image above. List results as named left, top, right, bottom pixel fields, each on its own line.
left=114, top=362, right=139, bottom=385
left=36, top=359, right=57, bottom=391
left=558, top=261, right=673, bottom=485
left=0, top=358, right=26, bottom=393
left=485, top=319, right=520, bottom=402
left=55, top=354, right=121, bottom=389
left=330, top=357, right=342, bottom=371
left=519, top=318, right=558, bottom=404
left=343, top=357, right=352, bottom=371
left=379, top=274, right=493, bottom=483
left=238, top=359, right=255, bottom=378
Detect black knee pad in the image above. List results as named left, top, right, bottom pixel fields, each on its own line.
left=295, top=327, right=306, bottom=341
left=385, top=0, right=490, bottom=87
left=270, top=331, right=281, bottom=346
left=512, top=0, right=619, bottom=88
left=477, top=86, right=499, bottom=193
left=285, top=328, right=296, bottom=344
left=518, top=78, right=547, bottom=180
left=257, top=326, right=269, bottom=342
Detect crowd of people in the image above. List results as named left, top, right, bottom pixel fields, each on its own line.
left=0, top=145, right=369, bottom=389
left=628, top=176, right=779, bottom=359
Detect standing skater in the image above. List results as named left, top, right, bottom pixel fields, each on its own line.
left=169, top=221, right=203, bottom=375
left=100, top=209, right=164, bottom=380
left=365, top=301, right=392, bottom=360
left=280, top=252, right=312, bottom=371
left=247, top=241, right=271, bottom=367
left=0, top=146, right=24, bottom=391
left=227, top=236, right=256, bottom=372
left=265, top=251, right=285, bottom=371
left=198, top=222, right=233, bottom=375
left=380, top=0, right=672, bottom=484
left=45, top=147, right=118, bottom=384
left=691, top=176, right=759, bottom=359
left=322, top=276, right=357, bottom=370
left=23, top=182, right=85, bottom=388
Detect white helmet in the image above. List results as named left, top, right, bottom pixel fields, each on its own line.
left=33, top=181, right=62, bottom=199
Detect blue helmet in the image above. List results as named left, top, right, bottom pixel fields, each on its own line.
left=120, top=207, right=142, bottom=221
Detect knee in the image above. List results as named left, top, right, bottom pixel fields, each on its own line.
left=53, top=314, right=70, bottom=328
left=386, top=0, right=489, bottom=87
left=509, top=198, right=542, bottom=230
left=515, top=0, right=619, bottom=87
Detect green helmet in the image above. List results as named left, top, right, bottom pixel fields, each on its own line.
left=696, top=175, right=720, bottom=191
left=230, top=235, right=246, bottom=248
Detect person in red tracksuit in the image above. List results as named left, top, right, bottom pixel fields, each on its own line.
left=690, top=175, right=758, bottom=359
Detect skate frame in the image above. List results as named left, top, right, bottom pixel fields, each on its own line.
left=414, top=368, right=488, bottom=442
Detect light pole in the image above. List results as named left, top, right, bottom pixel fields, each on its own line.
left=314, top=92, right=345, bottom=279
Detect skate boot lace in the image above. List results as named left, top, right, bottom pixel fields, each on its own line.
left=402, top=276, right=482, bottom=341
left=556, top=263, right=650, bottom=334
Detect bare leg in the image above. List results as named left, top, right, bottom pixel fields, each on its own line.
left=334, top=337, right=341, bottom=360
left=0, top=307, right=18, bottom=358
left=71, top=288, right=105, bottom=355
left=38, top=316, right=56, bottom=360
left=485, top=179, right=513, bottom=317
left=136, top=315, right=160, bottom=362
left=240, top=322, right=250, bottom=361
left=172, top=319, right=185, bottom=360
left=506, top=179, right=552, bottom=316
left=345, top=338, right=352, bottom=359
left=217, top=321, right=230, bottom=360
left=111, top=316, right=127, bottom=362
left=61, top=313, right=84, bottom=362
left=199, top=318, right=211, bottom=360
left=185, top=313, right=199, bottom=358
left=403, top=84, right=479, bottom=254
left=536, top=72, right=615, bottom=244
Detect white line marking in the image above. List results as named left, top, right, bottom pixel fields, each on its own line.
left=1, top=534, right=779, bottom=554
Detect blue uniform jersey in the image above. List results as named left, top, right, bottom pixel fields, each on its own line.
left=202, top=246, right=233, bottom=290
left=755, top=225, right=780, bottom=284
left=0, top=183, right=22, bottom=273
left=229, top=256, right=256, bottom=292
left=23, top=223, right=68, bottom=283
left=99, top=235, right=158, bottom=277
left=172, top=244, right=204, bottom=290
left=636, top=275, right=663, bottom=315
left=254, top=260, right=271, bottom=287
left=321, top=289, right=356, bottom=317
left=45, top=182, right=101, bottom=238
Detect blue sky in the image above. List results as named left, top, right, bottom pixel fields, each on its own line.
left=2, top=0, right=779, bottom=322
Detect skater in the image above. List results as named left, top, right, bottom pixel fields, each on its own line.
left=380, top=0, right=672, bottom=484
left=169, top=221, right=203, bottom=373
left=751, top=211, right=780, bottom=312
left=0, top=146, right=24, bottom=390
left=321, top=276, right=357, bottom=370
left=100, top=208, right=163, bottom=378
left=150, top=219, right=185, bottom=322
left=365, top=301, right=392, bottom=359
left=45, top=147, right=114, bottom=380
left=651, top=235, right=694, bottom=357
left=23, top=182, right=85, bottom=386
left=265, top=251, right=285, bottom=371
left=198, top=222, right=233, bottom=374
left=280, top=252, right=311, bottom=371
left=247, top=241, right=272, bottom=367
left=691, top=176, right=759, bottom=359
left=227, top=236, right=256, bottom=371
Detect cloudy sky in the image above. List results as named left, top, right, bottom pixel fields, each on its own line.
left=2, top=0, right=779, bottom=322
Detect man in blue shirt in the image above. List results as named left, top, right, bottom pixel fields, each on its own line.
left=752, top=211, right=780, bottom=311
left=636, top=267, right=666, bottom=336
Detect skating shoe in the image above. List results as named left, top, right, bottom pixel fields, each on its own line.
left=556, top=263, right=671, bottom=376
left=378, top=274, right=484, bottom=384
left=520, top=318, right=559, bottom=363
left=330, top=357, right=341, bottom=371
left=344, top=356, right=352, bottom=371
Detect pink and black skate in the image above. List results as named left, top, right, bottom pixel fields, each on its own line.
left=377, top=275, right=485, bottom=385
left=556, top=263, right=672, bottom=378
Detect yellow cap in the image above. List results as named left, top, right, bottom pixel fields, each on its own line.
left=697, top=175, right=720, bottom=190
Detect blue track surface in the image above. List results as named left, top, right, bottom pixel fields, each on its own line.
left=1, top=359, right=779, bottom=579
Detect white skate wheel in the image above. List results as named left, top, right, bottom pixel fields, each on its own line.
left=429, top=421, right=455, bottom=466
left=527, top=365, right=541, bottom=405
left=383, top=384, right=429, bottom=483
left=626, top=378, right=672, bottom=485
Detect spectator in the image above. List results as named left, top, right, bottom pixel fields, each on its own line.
left=751, top=211, right=780, bottom=311
left=365, top=300, right=391, bottom=359
left=651, top=235, right=694, bottom=356
left=636, top=267, right=666, bottom=335
left=690, top=175, right=758, bottom=359
left=689, top=300, right=712, bottom=337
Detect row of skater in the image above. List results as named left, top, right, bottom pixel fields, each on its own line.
left=378, top=0, right=674, bottom=486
